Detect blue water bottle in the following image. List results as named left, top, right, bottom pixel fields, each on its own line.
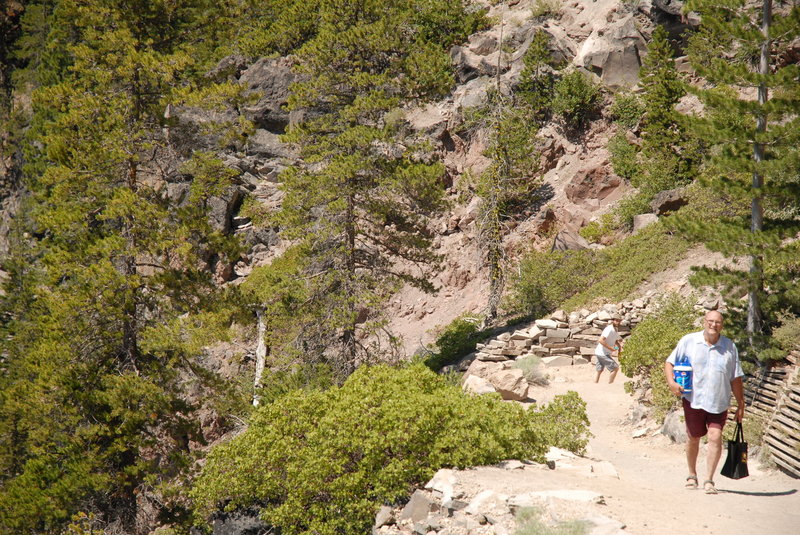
left=673, top=356, right=693, bottom=394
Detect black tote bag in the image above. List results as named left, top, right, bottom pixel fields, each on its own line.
left=721, top=422, right=749, bottom=479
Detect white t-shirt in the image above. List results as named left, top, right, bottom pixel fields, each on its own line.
left=595, top=324, right=619, bottom=357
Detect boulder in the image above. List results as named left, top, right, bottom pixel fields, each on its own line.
left=651, top=187, right=689, bottom=215
left=373, top=506, right=394, bottom=529
left=545, top=328, right=571, bottom=339
left=399, top=490, right=439, bottom=523
left=425, top=469, right=458, bottom=503
left=239, top=57, right=296, bottom=132
left=661, top=409, right=688, bottom=444
left=565, top=164, right=622, bottom=204
left=246, top=128, right=293, bottom=159
left=573, top=15, right=646, bottom=87
left=450, top=46, right=508, bottom=83
left=534, top=318, right=560, bottom=329
left=528, top=325, right=545, bottom=340
left=542, top=355, right=574, bottom=367
left=487, top=368, right=529, bottom=401
left=462, top=375, right=497, bottom=396
left=406, top=103, right=449, bottom=138
left=633, top=213, right=659, bottom=233
left=551, top=229, right=590, bottom=251
left=464, top=358, right=503, bottom=380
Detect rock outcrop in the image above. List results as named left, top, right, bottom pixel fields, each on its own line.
left=373, top=449, right=625, bottom=535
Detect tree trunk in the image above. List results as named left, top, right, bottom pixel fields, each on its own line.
left=253, top=308, right=267, bottom=406
left=748, top=0, right=770, bottom=349
left=342, top=194, right=357, bottom=377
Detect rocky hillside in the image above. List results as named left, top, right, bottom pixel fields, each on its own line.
left=174, top=0, right=699, bottom=356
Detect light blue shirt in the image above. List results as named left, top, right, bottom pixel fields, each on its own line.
left=666, top=331, right=744, bottom=414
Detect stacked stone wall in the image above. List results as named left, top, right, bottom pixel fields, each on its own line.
left=460, top=298, right=655, bottom=401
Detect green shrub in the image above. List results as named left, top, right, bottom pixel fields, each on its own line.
left=515, top=507, right=590, bottom=535
left=608, top=131, right=640, bottom=182
left=191, top=364, right=590, bottom=535
left=609, top=93, right=644, bottom=130
left=551, top=70, right=600, bottom=127
left=506, top=248, right=598, bottom=319
left=507, top=223, right=692, bottom=317
left=423, top=315, right=489, bottom=372
left=579, top=213, right=616, bottom=244
left=255, top=363, right=334, bottom=405
left=619, top=296, right=696, bottom=419
left=517, top=29, right=557, bottom=119
left=530, top=0, right=561, bottom=19
left=612, top=190, right=651, bottom=229
left=562, top=222, right=692, bottom=310
left=770, top=313, right=800, bottom=352
left=757, top=347, right=786, bottom=363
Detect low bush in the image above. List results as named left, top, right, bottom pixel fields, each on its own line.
left=506, top=248, right=598, bottom=319
left=770, top=313, right=800, bottom=352
left=515, top=507, right=590, bottom=535
left=551, top=70, right=600, bottom=127
left=562, top=222, right=692, bottom=309
left=579, top=213, right=616, bottom=244
left=608, top=131, right=639, bottom=182
left=191, top=364, right=590, bottom=535
left=513, top=355, right=548, bottom=386
left=530, top=0, right=561, bottom=19
left=423, top=315, right=489, bottom=372
left=506, top=223, right=692, bottom=318
left=609, top=93, right=644, bottom=130
left=619, top=296, right=696, bottom=419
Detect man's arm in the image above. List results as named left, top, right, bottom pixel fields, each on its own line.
left=598, top=336, right=618, bottom=352
left=731, top=376, right=745, bottom=422
left=665, top=360, right=682, bottom=397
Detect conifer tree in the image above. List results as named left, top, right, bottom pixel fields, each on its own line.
left=681, top=0, right=800, bottom=348
left=475, top=91, right=542, bottom=323
left=274, top=0, right=484, bottom=377
left=639, top=26, right=684, bottom=153
left=0, top=1, right=242, bottom=532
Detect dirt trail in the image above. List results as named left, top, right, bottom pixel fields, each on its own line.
left=527, top=365, right=800, bottom=535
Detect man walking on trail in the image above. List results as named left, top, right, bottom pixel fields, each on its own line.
left=664, top=310, right=745, bottom=495
left=594, top=314, right=622, bottom=384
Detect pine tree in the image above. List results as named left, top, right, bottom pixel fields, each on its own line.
left=680, top=0, right=800, bottom=350
left=273, top=0, right=484, bottom=377
left=475, top=91, right=542, bottom=323
left=0, top=1, right=242, bottom=532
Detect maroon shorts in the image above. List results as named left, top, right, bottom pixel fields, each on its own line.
left=682, top=398, right=728, bottom=438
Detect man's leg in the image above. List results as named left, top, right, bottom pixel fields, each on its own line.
left=608, top=367, right=618, bottom=384
left=705, top=426, right=724, bottom=481
left=686, top=434, right=700, bottom=479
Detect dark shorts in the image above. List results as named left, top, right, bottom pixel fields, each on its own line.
left=682, top=398, right=728, bottom=438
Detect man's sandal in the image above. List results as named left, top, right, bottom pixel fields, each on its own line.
left=685, top=475, right=698, bottom=489
left=703, top=480, right=718, bottom=494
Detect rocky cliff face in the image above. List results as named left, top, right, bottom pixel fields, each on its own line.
left=0, top=1, right=692, bottom=350
left=191, top=0, right=698, bottom=356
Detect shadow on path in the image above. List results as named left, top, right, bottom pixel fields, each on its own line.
left=719, top=488, right=797, bottom=497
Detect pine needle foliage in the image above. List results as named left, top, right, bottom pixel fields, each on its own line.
left=678, top=0, right=800, bottom=347
left=0, top=1, right=245, bottom=532
left=273, top=0, right=487, bottom=378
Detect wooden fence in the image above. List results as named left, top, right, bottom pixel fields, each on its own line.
left=742, top=352, right=800, bottom=478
